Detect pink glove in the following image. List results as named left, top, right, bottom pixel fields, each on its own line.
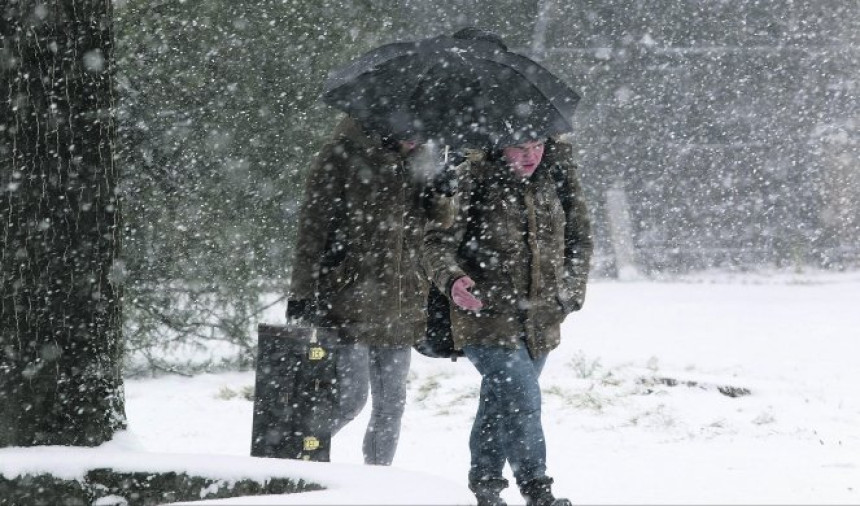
left=451, top=276, right=483, bottom=311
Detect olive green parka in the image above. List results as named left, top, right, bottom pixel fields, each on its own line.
left=289, top=117, right=449, bottom=346
left=422, top=140, right=593, bottom=357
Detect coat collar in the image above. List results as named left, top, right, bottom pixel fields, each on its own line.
left=470, top=158, right=551, bottom=191
left=332, top=116, right=405, bottom=165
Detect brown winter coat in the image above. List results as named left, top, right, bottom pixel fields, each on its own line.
left=289, top=116, right=447, bottom=346
left=422, top=140, right=593, bottom=357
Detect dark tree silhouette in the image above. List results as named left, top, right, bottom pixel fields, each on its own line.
left=1, top=0, right=125, bottom=446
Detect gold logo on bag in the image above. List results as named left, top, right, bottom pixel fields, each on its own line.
left=303, top=436, right=320, bottom=451
left=308, top=347, right=326, bottom=360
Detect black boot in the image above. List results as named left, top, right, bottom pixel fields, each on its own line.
left=519, top=476, right=572, bottom=506
left=469, top=477, right=509, bottom=506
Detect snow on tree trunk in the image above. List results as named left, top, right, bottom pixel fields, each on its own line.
left=0, top=0, right=125, bottom=447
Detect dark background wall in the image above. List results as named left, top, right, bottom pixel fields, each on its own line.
left=372, top=0, right=860, bottom=274
left=113, top=0, right=859, bottom=369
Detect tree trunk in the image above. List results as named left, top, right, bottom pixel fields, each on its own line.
left=0, top=0, right=125, bottom=447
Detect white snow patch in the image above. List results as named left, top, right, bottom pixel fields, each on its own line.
left=3, top=271, right=859, bottom=504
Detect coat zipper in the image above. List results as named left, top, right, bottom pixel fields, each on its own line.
left=524, top=185, right=541, bottom=353
left=397, top=162, right=404, bottom=319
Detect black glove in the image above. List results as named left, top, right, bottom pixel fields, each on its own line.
left=286, top=299, right=317, bottom=325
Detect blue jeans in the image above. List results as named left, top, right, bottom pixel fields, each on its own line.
left=331, top=343, right=411, bottom=466
left=463, top=343, right=548, bottom=486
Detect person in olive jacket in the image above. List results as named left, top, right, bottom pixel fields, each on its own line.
left=288, top=115, right=449, bottom=466
left=423, top=137, right=593, bottom=506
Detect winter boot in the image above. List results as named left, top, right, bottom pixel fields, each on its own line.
left=519, top=476, right=572, bottom=506
left=469, top=477, right=509, bottom=506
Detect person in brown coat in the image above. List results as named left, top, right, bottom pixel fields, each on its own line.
left=423, top=137, right=593, bottom=506
left=288, top=115, right=449, bottom=465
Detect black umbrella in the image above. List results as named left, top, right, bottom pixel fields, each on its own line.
left=320, top=34, right=580, bottom=148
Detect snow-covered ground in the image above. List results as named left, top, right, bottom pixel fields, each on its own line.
left=3, top=270, right=859, bottom=504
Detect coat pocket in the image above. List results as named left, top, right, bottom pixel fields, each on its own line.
left=544, top=294, right=569, bottom=323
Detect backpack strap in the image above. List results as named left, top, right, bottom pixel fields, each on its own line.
left=550, top=162, right=573, bottom=215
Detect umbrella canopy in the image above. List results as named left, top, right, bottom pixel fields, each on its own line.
left=321, top=35, right=580, bottom=149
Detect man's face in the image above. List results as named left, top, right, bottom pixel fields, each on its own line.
left=502, top=140, right=545, bottom=178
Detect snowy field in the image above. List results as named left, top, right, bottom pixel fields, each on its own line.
left=4, top=270, right=859, bottom=504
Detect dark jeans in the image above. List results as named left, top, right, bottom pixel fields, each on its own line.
left=463, top=343, right=548, bottom=486
left=331, top=343, right=411, bottom=466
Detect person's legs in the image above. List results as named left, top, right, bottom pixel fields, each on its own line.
left=467, top=376, right=510, bottom=506
left=463, top=344, right=547, bottom=487
left=363, top=345, right=411, bottom=465
left=469, top=376, right=507, bottom=481
left=330, top=343, right=370, bottom=435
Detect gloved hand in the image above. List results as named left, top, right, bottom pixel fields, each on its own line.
left=286, top=299, right=317, bottom=325
left=450, top=276, right=483, bottom=311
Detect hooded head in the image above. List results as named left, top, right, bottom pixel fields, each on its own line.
left=502, top=139, right=546, bottom=178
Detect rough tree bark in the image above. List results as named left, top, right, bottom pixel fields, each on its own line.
left=0, top=0, right=125, bottom=447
